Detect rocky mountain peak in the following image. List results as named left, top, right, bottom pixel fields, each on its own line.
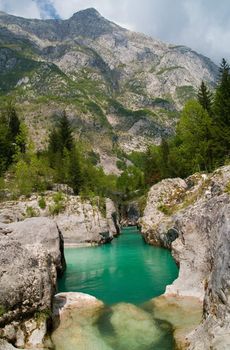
left=71, top=8, right=102, bottom=19
left=66, top=7, right=124, bottom=38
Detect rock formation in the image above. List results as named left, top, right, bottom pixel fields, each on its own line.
left=0, top=192, right=120, bottom=245
left=0, top=217, right=65, bottom=349
left=140, top=166, right=230, bottom=349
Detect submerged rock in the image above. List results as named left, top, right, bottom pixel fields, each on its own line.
left=110, top=303, right=162, bottom=349
left=52, top=294, right=173, bottom=350
left=149, top=295, right=202, bottom=349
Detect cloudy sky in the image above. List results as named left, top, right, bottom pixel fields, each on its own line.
left=0, top=0, right=229, bottom=63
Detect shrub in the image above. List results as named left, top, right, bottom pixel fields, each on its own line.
left=38, top=196, right=46, bottom=209
left=26, top=206, right=39, bottom=218
left=0, top=305, right=5, bottom=317
left=157, top=204, right=172, bottom=215
left=49, top=192, right=65, bottom=216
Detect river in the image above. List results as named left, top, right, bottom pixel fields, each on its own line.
left=57, top=226, right=179, bottom=349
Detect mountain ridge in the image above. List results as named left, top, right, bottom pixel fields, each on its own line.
left=0, top=8, right=218, bottom=172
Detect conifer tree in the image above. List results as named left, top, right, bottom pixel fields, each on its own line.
left=8, top=103, right=20, bottom=140
left=214, top=58, right=230, bottom=126
left=213, top=58, right=230, bottom=163
left=58, top=111, right=74, bottom=152
left=67, top=148, right=83, bottom=194
left=198, top=81, right=213, bottom=114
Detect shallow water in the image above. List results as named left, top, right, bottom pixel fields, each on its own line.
left=56, top=227, right=179, bottom=350
left=58, top=226, right=178, bottom=305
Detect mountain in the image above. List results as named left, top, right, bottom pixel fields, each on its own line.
left=0, top=8, right=218, bottom=172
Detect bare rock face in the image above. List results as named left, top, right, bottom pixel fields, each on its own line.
left=139, top=177, right=187, bottom=247
left=187, top=204, right=230, bottom=350
left=0, top=9, right=218, bottom=155
left=0, top=193, right=120, bottom=245
left=0, top=217, right=65, bottom=349
left=140, top=166, right=230, bottom=349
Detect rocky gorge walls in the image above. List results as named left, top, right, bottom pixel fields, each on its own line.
left=0, top=192, right=120, bottom=245
left=140, top=166, right=230, bottom=349
left=0, top=193, right=120, bottom=349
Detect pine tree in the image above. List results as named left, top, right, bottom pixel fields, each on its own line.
left=48, top=111, right=74, bottom=169
left=58, top=111, right=74, bottom=152
left=214, top=58, right=230, bottom=126
left=213, top=59, right=230, bottom=163
left=159, top=138, right=170, bottom=178
left=198, top=81, right=213, bottom=114
left=8, top=104, right=20, bottom=140
left=67, top=148, right=83, bottom=194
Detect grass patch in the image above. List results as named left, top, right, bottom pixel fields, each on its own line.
left=49, top=192, right=65, bottom=216
left=38, top=196, right=46, bottom=209
left=156, top=66, right=183, bottom=75
left=0, top=305, right=5, bottom=317
left=224, top=181, right=230, bottom=193
left=26, top=206, right=39, bottom=218
left=176, top=85, right=196, bottom=104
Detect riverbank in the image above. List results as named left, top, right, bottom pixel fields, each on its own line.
left=140, top=165, right=230, bottom=349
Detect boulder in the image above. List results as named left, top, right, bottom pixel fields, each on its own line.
left=0, top=217, right=65, bottom=348
left=51, top=293, right=110, bottom=350
left=110, top=303, right=162, bottom=349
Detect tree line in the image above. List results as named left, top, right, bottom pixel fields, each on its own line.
left=0, top=59, right=229, bottom=199
left=143, top=58, right=230, bottom=185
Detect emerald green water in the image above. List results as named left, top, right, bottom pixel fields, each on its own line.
left=56, top=227, right=179, bottom=350
left=58, top=227, right=178, bottom=305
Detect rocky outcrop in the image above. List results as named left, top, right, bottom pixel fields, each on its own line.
left=187, top=205, right=230, bottom=350
left=140, top=166, right=230, bottom=349
left=0, top=192, right=120, bottom=245
left=0, top=217, right=65, bottom=349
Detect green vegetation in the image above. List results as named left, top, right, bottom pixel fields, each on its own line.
left=38, top=196, right=46, bottom=209
left=0, top=304, right=5, bottom=317
left=117, top=166, right=144, bottom=197
left=225, top=181, right=230, bottom=193
left=26, top=206, right=39, bottom=218
left=176, top=85, right=196, bottom=104
left=34, top=308, right=52, bottom=324
left=157, top=204, right=172, bottom=215
left=156, top=66, right=183, bottom=75
left=142, top=59, right=230, bottom=184
left=0, top=59, right=229, bottom=208
left=49, top=192, right=66, bottom=216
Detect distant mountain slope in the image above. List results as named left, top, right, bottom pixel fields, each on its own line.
left=0, top=8, right=218, bottom=170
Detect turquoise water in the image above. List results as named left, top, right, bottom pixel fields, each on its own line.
left=58, top=226, right=178, bottom=305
